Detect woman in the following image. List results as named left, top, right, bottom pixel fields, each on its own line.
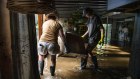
left=38, top=13, right=67, bottom=76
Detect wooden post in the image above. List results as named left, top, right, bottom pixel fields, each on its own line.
left=10, top=12, right=40, bottom=79
left=0, top=0, right=12, bottom=79
left=38, top=14, right=43, bottom=38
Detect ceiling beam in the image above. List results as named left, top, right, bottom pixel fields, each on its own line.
left=54, top=0, right=108, bottom=17
left=55, top=1, right=106, bottom=4
left=58, top=10, right=106, bottom=14
left=56, top=5, right=107, bottom=8
left=55, top=0, right=107, bottom=2
left=56, top=9, right=106, bottom=11
left=56, top=4, right=107, bottom=6
left=56, top=6, right=106, bottom=9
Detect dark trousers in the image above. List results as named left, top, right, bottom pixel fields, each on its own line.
left=81, top=38, right=99, bottom=69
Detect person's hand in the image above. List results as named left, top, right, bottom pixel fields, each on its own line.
left=98, top=40, right=103, bottom=45
left=81, top=35, right=85, bottom=38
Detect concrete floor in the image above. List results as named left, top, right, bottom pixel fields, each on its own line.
left=41, top=45, right=130, bottom=79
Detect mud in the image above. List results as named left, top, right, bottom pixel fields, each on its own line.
left=41, top=45, right=130, bottom=79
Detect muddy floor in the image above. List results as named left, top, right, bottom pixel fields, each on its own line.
left=41, top=45, right=130, bottom=79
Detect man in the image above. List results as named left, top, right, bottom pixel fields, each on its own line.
left=38, top=13, right=68, bottom=76
left=122, top=25, right=129, bottom=47
left=80, top=7, right=105, bottom=71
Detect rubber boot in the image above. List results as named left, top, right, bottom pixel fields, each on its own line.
left=91, top=56, right=98, bottom=70
left=38, top=60, right=44, bottom=75
left=80, top=57, right=87, bottom=70
left=50, top=66, right=55, bottom=76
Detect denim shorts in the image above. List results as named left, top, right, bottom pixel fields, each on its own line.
left=38, top=41, right=60, bottom=55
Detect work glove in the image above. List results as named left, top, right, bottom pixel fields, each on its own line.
left=98, top=35, right=104, bottom=45
left=81, top=36, right=84, bottom=38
